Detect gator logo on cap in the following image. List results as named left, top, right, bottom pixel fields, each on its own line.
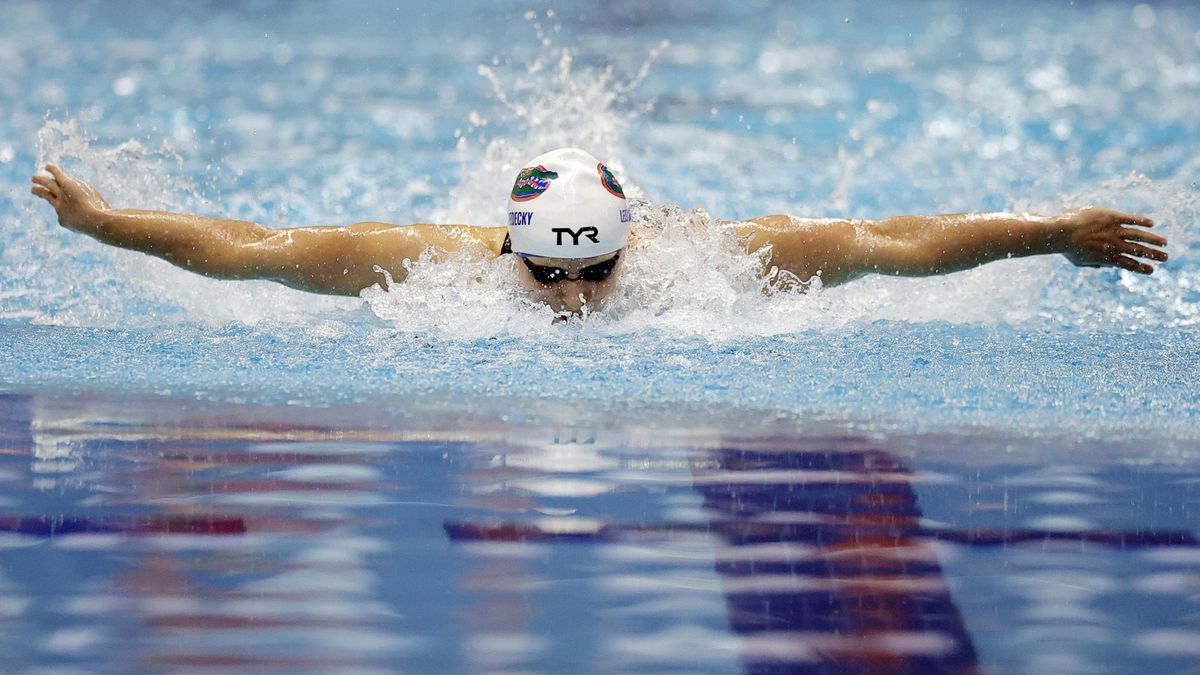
left=598, top=163, right=625, bottom=199
left=511, top=165, right=558, bottom=202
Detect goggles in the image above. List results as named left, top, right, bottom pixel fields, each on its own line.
left=520, top=253, right=620, bottom=285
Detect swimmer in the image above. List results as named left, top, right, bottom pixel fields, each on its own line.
left=30, top=147, right=1167, bottom=315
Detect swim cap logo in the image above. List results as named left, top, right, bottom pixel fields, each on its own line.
left=597, top=163, right=625, bottom=199
left=511, top=165, right=558, bottom=202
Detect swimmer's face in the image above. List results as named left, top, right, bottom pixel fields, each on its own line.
left=517, top=250, right=623, bottom=315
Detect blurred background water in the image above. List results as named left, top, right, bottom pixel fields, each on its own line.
left=1, top=1, right=1199, bottom=672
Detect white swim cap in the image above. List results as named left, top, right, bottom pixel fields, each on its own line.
left=507, top=147, right=631, bottom=258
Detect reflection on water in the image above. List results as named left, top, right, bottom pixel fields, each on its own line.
left=0, top=392, right=1197, bottom=673
left=449, top=440, right=982, bottom=673
left=696, top=443, right=978, bottom=674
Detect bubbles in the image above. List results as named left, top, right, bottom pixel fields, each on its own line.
left=361, top=246, right=561, bottom=338
left=271, top=43, right=294, bottom=66
left=111, top=74, right=139, bottom=97
left=597, top=201, right=831, bottom=337
left=1132, top=4, right=1157, bottom=30
left=941, top=13, right=964, bottom=38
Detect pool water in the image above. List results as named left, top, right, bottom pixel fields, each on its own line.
left=1, top=392, right=1197, bottom=673
left=1, top=0, right=1199, bottom=672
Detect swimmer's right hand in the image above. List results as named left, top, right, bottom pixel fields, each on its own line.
left=30, top=164, right=111, bottom=233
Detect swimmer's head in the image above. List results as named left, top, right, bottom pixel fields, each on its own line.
left=507, top=148, right=630, bottom=314
left=506, top=147, right=630, bottom=259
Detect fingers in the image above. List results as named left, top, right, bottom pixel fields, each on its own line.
left=1089, top=207, right=1153, bottom=227
left=1114, top=255, right=1154, bottom=275
left=1110, top=210, right=1154, bottom=228
left=1121, top=241, right=1168, bottom=263
left=1119, top=227, right=1168, bottom=247
left=31, top=172, right=60, bottom=204
left=31, top=174, right=59, bottom=196
left=44, top=164, right=67, bottom=182
left=31, top=185, right=56, bottom=203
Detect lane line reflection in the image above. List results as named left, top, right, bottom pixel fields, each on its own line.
left=447, top=438, right=1197, bottom=673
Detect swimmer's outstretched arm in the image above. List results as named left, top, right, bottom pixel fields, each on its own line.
left=737, top=209, right=1168, bottom=287
left=31, top=164, right=499, bottom=296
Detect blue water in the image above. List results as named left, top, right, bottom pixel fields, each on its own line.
left=1, top=392, right=1197, bottom=673
left=1, top=0, right=1199, bottom=672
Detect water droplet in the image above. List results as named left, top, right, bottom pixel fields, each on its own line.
left=1132, top=4, right=1156, bottom=29
left=112, top=75, right=138, bottom=97
left=272, top=44, right=294, bottom=65
left=942, top=14, right=964, bottom=37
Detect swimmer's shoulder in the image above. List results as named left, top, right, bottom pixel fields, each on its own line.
left=468, top=226, right=508, bottom=256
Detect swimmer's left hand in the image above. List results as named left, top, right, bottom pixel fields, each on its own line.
left=30, top=164, right=111, bottom=234
left=1052, top=207, right=1168, bottom=275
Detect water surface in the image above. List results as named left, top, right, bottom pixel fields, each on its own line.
left=1, top=1, right=1199, bottom=671
left=1, top=392, right=1197, bottom=673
